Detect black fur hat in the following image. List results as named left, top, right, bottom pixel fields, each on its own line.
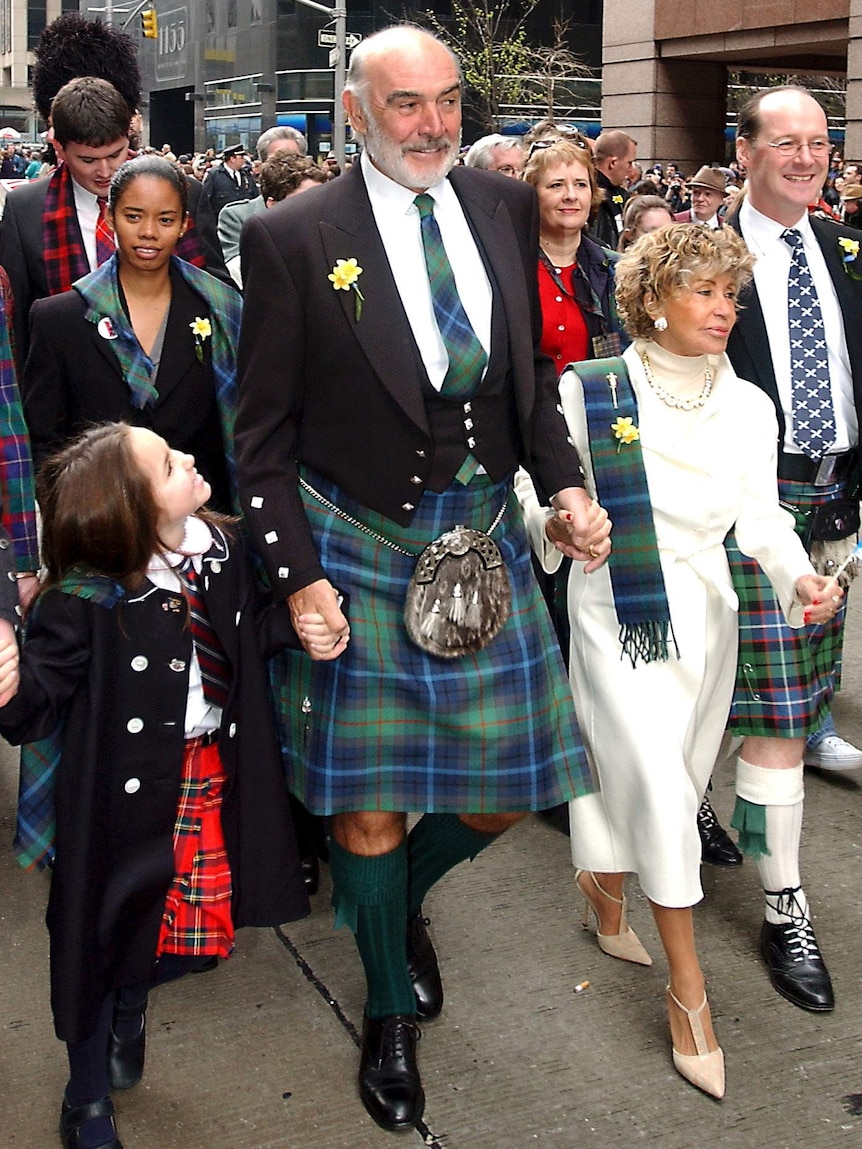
left=33, top=13, right=142, bottom=123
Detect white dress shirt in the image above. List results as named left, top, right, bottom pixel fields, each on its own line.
left=361, top=151, right=492, bottom=392
left=740, top=197, right=856, bottom=453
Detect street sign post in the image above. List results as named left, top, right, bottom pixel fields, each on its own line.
left=317, top=29, right=361, bottom=49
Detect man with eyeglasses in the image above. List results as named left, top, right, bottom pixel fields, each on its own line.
left=463, top=134, right=524, bottom=178
left=723, top=85, right=862, bottom=1015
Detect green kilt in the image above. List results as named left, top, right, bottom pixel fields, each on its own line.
left=270, top=469, right=593, bottom=815
left=727, top=476, right=847, bottom=737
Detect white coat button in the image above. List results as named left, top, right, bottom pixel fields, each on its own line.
left=402, top=502, right=414, bottom=511
left=278, top=566, right=290, bottom=579
left=127, top=718, right=144, bottom=734
left=410, top=475, right=422, bottom=484
left=467, top=437, right=476, bottom=448
left=0, top=537, right=8, bottom=549
left=169, top=659, right=186, bottom=672
left=235, top=610, right=242, bottom=625
left=228, top=723, right=237, bottom=738
left=250, top=496, right=264, bottom=508
left=464, top=418, right=473, bottom=429
left=6, top=570, right=14, bottom=581
left=416, top=449, right=426, bottom=457
left=265, top=531, right=278, bottom=544
left=131, top=656, right=148, bottom=672
left=463, top=402, right=472, bottom=413
left=555, top=295, right=563, bottom=303
left=210, top=561, right=221, bottom=574
left=558, top=324, right=565, bottom=332
left=124, top=777, right=141, bottom=794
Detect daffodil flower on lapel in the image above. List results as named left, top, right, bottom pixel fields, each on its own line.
left=190, top=316, right=212, bottom=362
left=329, top=257, right=365, bottom=321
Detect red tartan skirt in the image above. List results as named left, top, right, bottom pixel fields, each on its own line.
left=157, top=737, right=235, bottom=958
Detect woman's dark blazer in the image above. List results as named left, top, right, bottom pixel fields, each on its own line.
left=21, top=267, right=232, bottom=510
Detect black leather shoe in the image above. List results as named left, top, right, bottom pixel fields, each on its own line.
left=406, top=911, right=443, bottom=1020
left=60, top=1096, right=124, bottom=1149
left=358, top=1014, right=424, bottom=1131
left=760, top=904, right=834, bottom=1012
left=301, top=854, right=320, bottom=894
left=697, top=796, right=743, bottom=866
left=537, top=803, right=571, bottom=836
left=107, top=1001, right=147, bottom=1091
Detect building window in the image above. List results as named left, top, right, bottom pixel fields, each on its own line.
left=27, top=0, right=47, bottom=52
left=227, top=0, right=237, bottom=28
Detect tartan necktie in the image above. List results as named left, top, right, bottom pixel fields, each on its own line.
left=783, top=228, right=835, bottom=460
left=180, top=558, right=229, bottom=708
left=414, top=193, right=488, bottom=399
left=95, top=197, right=115, bottom=266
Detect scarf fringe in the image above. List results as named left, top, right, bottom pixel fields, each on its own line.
left=730, top=795, right=770, bottom=859
left=618, top=620, right=676, bottom=668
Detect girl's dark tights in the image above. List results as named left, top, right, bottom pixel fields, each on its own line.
left=65, top=954, right=214, bottom=1109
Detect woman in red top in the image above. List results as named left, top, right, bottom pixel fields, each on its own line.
left=523, top=138, right=624, bottom=376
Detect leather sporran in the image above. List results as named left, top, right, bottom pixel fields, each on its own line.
left=405, top=526, right=512, bottom=658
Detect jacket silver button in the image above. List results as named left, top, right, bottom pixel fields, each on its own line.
left=402, top=502, right=414, bottom=511
left=410, top=475, right=422, bottom=484
left=464, top=418, right=473, bottom=430
left=210, top=561, right=221, bottom=574
left=416, top=449, right=426, bottom=458
left=127, top=718, right=144, bottom=734
left=467, top=437, right=476, bottom=448
left=124, top=778, right=141, bottom=794
left=228, top=722, right=237, bottom=737
left=463, top=402, right=472, bottom=413
left=169, top=659, right=186, bottom=672
left=131, top=656, right=148, bottom=672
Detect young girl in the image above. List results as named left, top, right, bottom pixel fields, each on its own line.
left=0, top=422, right=308, bottom=1149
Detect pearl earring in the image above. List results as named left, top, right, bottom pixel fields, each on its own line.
left=653, top=316, right=668, bottom=332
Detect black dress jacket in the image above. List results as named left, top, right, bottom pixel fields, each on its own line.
left=235, top=162, right=584, bottom=601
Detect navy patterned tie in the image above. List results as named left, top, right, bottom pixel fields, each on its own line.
left=783, top=229, right=835, bottom=460
left=180, top=559, right=229, bottom=708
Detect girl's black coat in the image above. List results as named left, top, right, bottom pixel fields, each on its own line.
left=0, top=526, right=309, bottom=1041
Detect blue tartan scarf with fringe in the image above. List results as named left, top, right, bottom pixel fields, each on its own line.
left=577, top=356, right=676, bottom=666
left=14, top=574, right=125, bottom=871
left=74, top=254, right=242, bottom=509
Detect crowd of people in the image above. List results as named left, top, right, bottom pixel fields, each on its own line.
left=0, top=10, right=859, bottom=1149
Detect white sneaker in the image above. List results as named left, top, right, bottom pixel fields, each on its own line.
left=803, top=734, right=862, bottom=772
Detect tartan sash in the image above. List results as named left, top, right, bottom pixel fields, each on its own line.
left=0, top=270, right=38, bottom=570
left=74, top=254, right=243, bottom=508
left=42, top=164, right=90, bottom=298
left=14, top=574, right=126, bottom=871
left=577, top=356, right=676, bottom=666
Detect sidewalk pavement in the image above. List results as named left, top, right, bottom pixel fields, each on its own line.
left=2, top=620, right=862, bottom=1148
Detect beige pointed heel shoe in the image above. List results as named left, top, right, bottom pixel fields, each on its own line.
left=666, top=986, right=725, bottom=1099
left=576, top=870, right=653, bottom=966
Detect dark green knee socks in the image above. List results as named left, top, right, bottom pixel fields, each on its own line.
left=407, top=812, right=500, bottom=917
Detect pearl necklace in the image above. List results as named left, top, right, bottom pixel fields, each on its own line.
left=640, top=351, right=713, bottom=411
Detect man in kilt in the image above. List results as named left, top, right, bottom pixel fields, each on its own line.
left=235, top=25, right=609, bottom=1132
left=725, top=86, right=862, bottom=1012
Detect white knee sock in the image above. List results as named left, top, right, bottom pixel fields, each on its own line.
left=736, top=758, right=807, bottom=924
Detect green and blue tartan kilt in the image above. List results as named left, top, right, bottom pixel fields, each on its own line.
left=727, top=476, right=848, bottom=737
left=269, top=469, right=593, bottom=815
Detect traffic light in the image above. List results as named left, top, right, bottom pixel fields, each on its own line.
left=141, top=7, right=158, bottom=39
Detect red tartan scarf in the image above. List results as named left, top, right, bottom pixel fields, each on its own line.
left=42, top=164, right=90, bottom=297
left=42, top=161, right=207, bottom=298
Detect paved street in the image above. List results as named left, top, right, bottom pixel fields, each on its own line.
left=2, top=612, right=862, bottom=1148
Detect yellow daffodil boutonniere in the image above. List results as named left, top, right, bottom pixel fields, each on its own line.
left=612, top=194, right=624, bottom=206
left=838, top=236, right=862, bottom=281
left=190, top=316, right=212, bottom=363
left=329, top=257, right=365, bottom=321
left=611, top=416, right=640, bottom=452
